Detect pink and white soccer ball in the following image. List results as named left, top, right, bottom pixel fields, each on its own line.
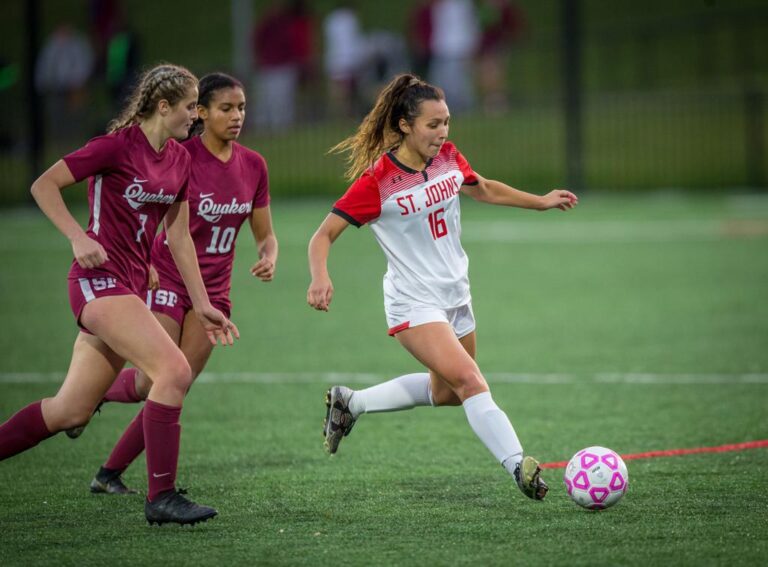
left=563, top=446, right=628, bottom=510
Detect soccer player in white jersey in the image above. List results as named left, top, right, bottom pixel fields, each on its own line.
left=307, top=74, right=578, bottom=500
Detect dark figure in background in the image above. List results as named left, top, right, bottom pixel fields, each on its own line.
left=476, top=0, right=525, bottom=113
left=35, top=23, right=95, bottom=143
left=89, top=0, right=141, bottom=111
left=408, top=0, right=436, bottom=79
left=253, top=0, right=314, bottom=130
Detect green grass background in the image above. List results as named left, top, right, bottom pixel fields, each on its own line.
left=0, top=194, right=767, bottom=565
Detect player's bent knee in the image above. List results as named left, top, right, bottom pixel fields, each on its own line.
left=155, top=356, right=193, bottom=394
left=454, top=369, right=488, bottom=399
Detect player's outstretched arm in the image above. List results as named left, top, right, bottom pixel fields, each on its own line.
left=31, top=160, right=109, bottom=268
left=249, top=205, right=278, bottom=282
left=165, top=200, right=239, bottom=345
left=461, top=174, right=578, bottom=211
left=307, top=213, right=350, bottom=312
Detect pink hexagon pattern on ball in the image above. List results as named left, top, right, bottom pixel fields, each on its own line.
left=564, top=477, right=573, bottom=495
left=573, top=470, right=590, bottom=490
left=601, top=453, right=619, bottom=470
left=609, top=472, right=626, bottom=491
left=580, top=453, right=599, bottom=469
left=589, top=487, right=609, bottom=503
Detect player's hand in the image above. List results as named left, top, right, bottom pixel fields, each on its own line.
left=72, top=233, right=109, bottom=268
left=195, top=305, right=240, bottom=346
left=250, top=256, right=275, bottom=282
left=307, top=277, right=334, bottom=312
left=148, top=264, right=160, bottom=290
left=541, top=189, right=578, bottom=211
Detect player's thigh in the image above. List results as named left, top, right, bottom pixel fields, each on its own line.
left=430, top=331, right=477, bottom=406
left=179, top=309, right=215, bottom=380
left=81, top=294, right=190, bottom=384
left=396, top=323, right=486, bottom=391
left=43, top=332, right=126, bottom=429
left=133, top=311, right=183, bottom=397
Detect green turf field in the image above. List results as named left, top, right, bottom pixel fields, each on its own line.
left=1, top=194, right=767, bottom=565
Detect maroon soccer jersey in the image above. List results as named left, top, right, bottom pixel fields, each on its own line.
left=63, top=125, right=190, bottom=293
left=150, top=136, right=270, bottom=299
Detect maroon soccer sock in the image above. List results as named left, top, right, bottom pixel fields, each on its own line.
left=0, top=401, right=54, bottom=461
left=143, top=399, right=182, bottom=501
left=104, top=406, right=146, bottom=471
left=104, top=368, right=142, bottom=403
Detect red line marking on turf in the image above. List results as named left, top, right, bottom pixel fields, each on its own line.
left=541, top=440, right=768, bottom=469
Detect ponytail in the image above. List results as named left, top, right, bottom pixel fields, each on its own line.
left=330, top=74, right=444, bottom=180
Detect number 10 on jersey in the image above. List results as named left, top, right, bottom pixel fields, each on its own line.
left=206, top=226, right=236, bottom=253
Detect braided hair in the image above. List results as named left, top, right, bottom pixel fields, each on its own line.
left=329, top=74, right=444, bottom=181
left=188, top=72, right=244, bottom=138
left=107, top=64, right=198, bottom=133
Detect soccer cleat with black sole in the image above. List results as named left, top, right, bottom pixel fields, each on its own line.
left=513, top=456, right=549, bottom=500
left=89, top=467, right=138, bottom=495
left=323, top=386, right=357, bottom=454
left=65, top=402, right=104, bottom=439
left=145, top=489, right=218, bottom=526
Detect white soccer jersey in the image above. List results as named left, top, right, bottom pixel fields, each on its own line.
left=333, top=141, right=479, bottom=310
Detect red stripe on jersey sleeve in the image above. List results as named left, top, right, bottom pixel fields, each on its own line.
left=332, top=171, right=381, bottom=226
left=455, top=150, right=479, bottom=185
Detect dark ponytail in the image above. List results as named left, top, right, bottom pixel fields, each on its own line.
left=329, top=74, right=444, bottom=180
left=188, top=72, right=245, bottom=137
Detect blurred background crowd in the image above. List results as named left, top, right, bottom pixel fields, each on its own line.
left=1, top=0, right=767, bottom=203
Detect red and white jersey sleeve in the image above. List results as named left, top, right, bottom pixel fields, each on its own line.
left=332, top=141, right=477, bottom=310
left=332, top=170, right=381, bottom=226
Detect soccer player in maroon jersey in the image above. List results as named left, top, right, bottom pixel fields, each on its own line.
left=308, top=74, right=578, bottom=501
left=79, top=72, right=276, bottom=495
left=0, top=64, right=239, bottom=525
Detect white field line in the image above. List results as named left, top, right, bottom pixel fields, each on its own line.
left=2, top=219, right=767, bottom=251
left=1, top=372, right=767, bottom=385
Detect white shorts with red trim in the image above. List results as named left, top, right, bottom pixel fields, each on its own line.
left=386, top=302, right=476, bottom=339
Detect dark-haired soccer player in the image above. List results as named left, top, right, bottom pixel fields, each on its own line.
left=308, top=73, right=578, bottom=501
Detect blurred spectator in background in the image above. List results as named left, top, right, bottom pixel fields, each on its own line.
left=476, top=0, right=525, bottom=113
left=428, top=0, right=479, bottom=113
left=253, top=1, right=314, bottom=131
left=408, top=0, right=435, bottom=79
left=323, top=2, right=366, bottom=119
left=103, top=22, right=140, bottom=111
left=35, top=23, right=95, bottom=142
left=360, top=30, right=409, bottom=103
left=90, top=0, right=141, bottom=112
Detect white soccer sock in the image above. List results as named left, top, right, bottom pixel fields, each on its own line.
left=462, top=391, right=523, bottom=474
left=348, top=373, right=434, bottom=418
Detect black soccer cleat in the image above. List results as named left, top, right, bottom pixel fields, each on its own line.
left=323, top=386, right=357, bottom=454
left=90, top=466, right=138, bottom=495
left=145, top=489, right=218, bottom=526
left=65, top=401, right=104, bottom=439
